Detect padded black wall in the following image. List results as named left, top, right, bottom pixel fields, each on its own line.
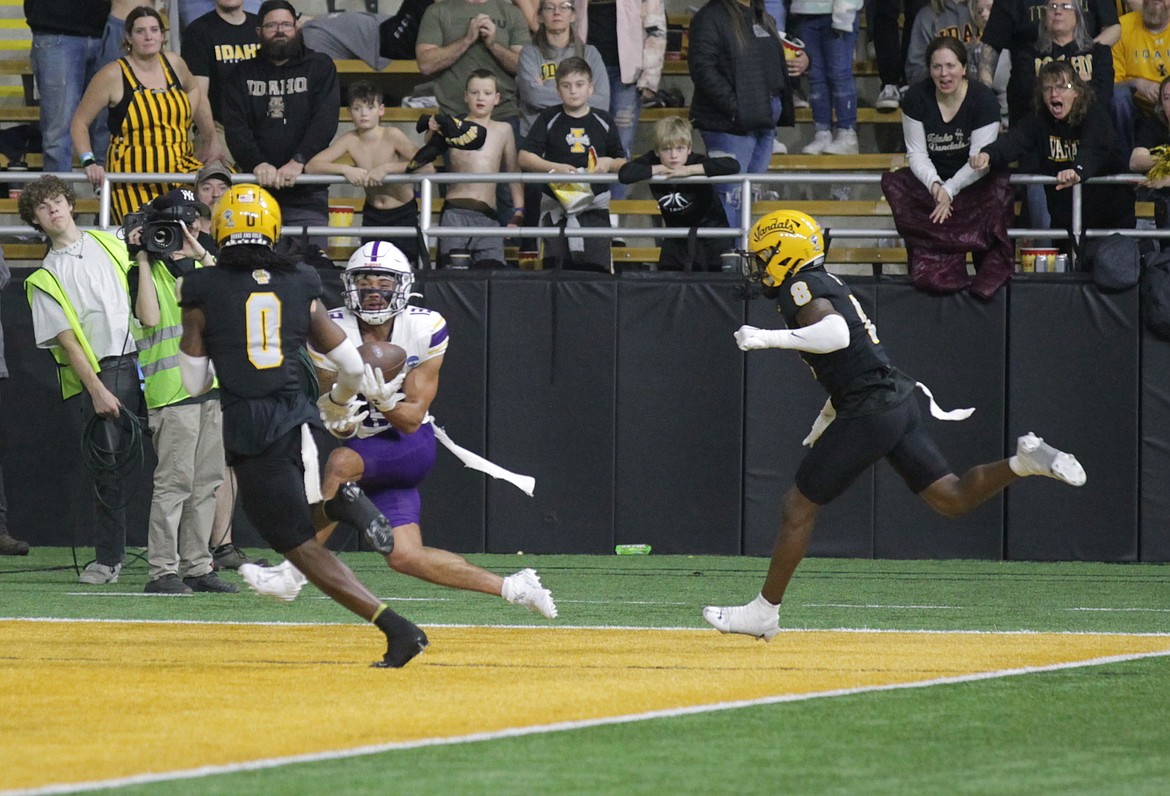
left=485, top=272, right=618, bottom=553
left=872, top=283, right=1007, bottom=559
left=1140, top=323, right=1170, bottom=562
left=1005, top=279, right=1139, bottom=561
left=615, top=274, right=744, bottom=554
left=2, top=270, right=1164, bottom=561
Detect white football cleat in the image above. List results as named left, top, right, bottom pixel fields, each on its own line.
left=703, top=602, right=780, bottom=641
left=240, top=560, right=308, bottom=603
left=502, top=568, right=558, bottom=619
left=1012, top=432, right=1087, bottom=487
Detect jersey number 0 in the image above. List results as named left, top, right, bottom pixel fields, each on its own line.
left=245, top=292, right=284, bottom=369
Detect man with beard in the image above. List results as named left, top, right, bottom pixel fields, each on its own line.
left=1113, top=0, right=1170, bottom=154
left=222, top=0, right=339, bottom=244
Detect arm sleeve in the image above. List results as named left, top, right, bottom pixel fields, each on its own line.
left=942, top=121, right=1000, bottom=198
left=982, top=114, right=1032, bottom=169
left=1073, top=107, right=1116, bottom=178
left=618, top=151, right=656, bottom=184
left=903, top=115, right=943, bottom=190
left=322, top=338, right=364, bottom=402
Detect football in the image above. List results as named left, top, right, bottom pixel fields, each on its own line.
left=358, top=341, right=407, bottom=380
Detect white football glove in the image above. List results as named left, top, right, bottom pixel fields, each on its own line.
left=734, top=324, right=779, bottom=351
left=360, top=363, right=407, bottom=414
left=802, top=398, right=837, bottom=447
left=317, top=391, right=368, bottom=439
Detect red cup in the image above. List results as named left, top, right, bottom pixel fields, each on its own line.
left=780, top=33, right=805, bottom=56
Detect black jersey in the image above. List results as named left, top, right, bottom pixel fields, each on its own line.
left=180, top=260, right=323, bottom=456
left=773, top=268, right=913, bottom=416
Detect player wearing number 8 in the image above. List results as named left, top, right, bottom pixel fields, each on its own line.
left=177, top=184, right=429, bottom=667
left=703, top=210, right=1088, bottom=642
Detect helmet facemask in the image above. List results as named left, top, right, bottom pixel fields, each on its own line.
left=342, top=267, right=414, bottom=325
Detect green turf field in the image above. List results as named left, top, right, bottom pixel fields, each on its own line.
left=2, top=548, right=1168, bottom=795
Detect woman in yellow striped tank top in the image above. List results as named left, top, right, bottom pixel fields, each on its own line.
left=71, top=6, right=220, bottom=223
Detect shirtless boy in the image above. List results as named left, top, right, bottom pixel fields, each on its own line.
left=436, top=70, right=524, bottom=269
left=307, top=81, right=428, bottom=262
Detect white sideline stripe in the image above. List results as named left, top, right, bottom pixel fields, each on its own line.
left=64, top=593, right=457, bottom=602
left=6, top=645, right=1170, bottom=796
left=4, top=616, right=1170, bottom=637
left=1067, top=607, right=1170, bottom=613
left=804, top=603, right=961, bottom=610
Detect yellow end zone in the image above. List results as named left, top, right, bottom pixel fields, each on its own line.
left=3, top=620, right=1169, bottom=792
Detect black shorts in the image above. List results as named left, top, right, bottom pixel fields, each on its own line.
left=796, top=394, right=952, bottom=505
left=231, top=423, right=339, bottom=554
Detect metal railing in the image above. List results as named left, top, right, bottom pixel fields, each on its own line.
left=1, top=169, right=1161, bottom=261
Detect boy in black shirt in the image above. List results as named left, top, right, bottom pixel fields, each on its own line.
left=618, top=115, right=739, bottom=271
left=520, top=57, right=626, bottom=272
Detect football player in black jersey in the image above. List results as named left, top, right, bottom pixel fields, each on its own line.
left=704, top=210, right=1087, bottom=641
left=177, top=183, right=428, bottom=668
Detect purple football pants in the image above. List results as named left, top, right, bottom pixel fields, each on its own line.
left=347, top=423, right=437, bottom=528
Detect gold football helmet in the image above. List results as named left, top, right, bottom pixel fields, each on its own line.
left=746, top=210, right=826, bottom=288
left=212, top=183, right=281, bottom=249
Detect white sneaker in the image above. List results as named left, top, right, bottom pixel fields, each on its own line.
left=772, top=138, right=788, bottom=155
left=876, top=84, right=901, bottom=112
left=703, top=600, right=780, bottom=641
left=78, top=562, right=121, bottom=584
left=1011, top=432, right=1087, bottom=486
left=240, top=560, right=308, bottom=602
left=801, top=130, right=833, bottom=155
left=502, top=568, right=558, bottom=619
left=825, top=128, right=859, bottom=155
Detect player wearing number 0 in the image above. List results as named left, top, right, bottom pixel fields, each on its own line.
left=703, top=210, right=1087, bottom=641
left=177, top=184, right=428, bottom=668
left=240, top=240, right=557, bottom=619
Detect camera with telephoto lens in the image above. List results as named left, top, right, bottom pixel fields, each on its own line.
left=123, top=203, right=198, bottom=255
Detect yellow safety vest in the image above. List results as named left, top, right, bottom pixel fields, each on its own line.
left=137, top=259, right=216, bottom=409
left=24, top=230, right=135, bottom=400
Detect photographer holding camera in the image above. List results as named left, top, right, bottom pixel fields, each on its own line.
left=127, top=188, right=237, bottom=594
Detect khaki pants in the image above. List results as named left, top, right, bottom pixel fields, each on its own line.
left=146, top=400, right=225, bottom=580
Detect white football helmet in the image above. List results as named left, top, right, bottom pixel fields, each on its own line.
left=342, top=241, right=418, bottom=325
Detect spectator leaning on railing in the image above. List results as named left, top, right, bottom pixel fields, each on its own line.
left=972, top=60, right=1135, bottom=252
left=222, top=0, right=340, bottom=245
left=881, top=36, right=1014, bottom=299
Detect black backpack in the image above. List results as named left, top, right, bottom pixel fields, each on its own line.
left=1089, top=233, right=1142, bottom=292
left=1142, top=248, right=1170, bottom=340
left=379, top=0, right=434, bottom=60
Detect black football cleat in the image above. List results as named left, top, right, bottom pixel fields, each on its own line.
left=324, top=482, right=395, bottom=554
left=372, top=624, right=429, bottom=669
